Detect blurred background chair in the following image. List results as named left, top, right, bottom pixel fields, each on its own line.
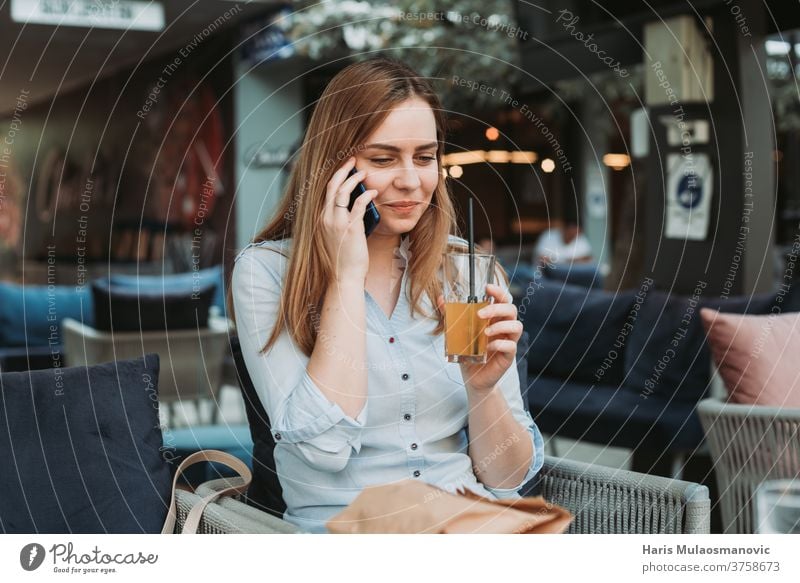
left=698, top=398, right=800, bottom=533
left=61, top=315, right=229, bottom=427
left=0, top=282, right=93, bottom=372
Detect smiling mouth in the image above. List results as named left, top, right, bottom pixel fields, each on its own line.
left=386, top=202, right=420, bottom=209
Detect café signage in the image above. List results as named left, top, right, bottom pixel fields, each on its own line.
left=11, top=0, right=165, bottom=31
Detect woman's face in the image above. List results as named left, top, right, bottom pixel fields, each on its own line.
left=356, top=97, right=439, bottom=236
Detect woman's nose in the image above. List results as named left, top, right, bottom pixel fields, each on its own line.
left=393, top=165, right=422, bottom=191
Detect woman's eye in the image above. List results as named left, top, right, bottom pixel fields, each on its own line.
left=417, top=156, right=437, bottom=164
left=370, top=158, right=393, bottom=165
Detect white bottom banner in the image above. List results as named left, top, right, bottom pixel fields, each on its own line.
left=1, top=534, right=799, bottom=582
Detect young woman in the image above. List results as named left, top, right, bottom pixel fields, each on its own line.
left=230, top=58, right=543, bottom=533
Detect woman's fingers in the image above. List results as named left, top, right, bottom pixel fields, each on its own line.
left=485, top=283, right=511, bottom=303
left=486, top=338, right=518, bottom=355
left=485, top=319, right=523, bottom=341
left=346, top=190, right=378, bottom=228
left=325, top=158, right=367, bottom=210
left=325, top=157, right=357, bottom=200
left=477, top=301, right=517, bottom=322
left=335, top=169, right=368, bottom=207
left=349, top=188, right=377, bottom=214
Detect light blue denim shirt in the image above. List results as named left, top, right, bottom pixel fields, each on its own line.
left=231, top=234, right=544, bottom=533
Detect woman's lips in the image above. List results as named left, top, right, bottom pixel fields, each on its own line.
left=386, top=202, right=419, bottom=214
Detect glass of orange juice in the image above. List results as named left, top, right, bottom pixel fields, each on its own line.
left=441, top=252, right=496, bottom=363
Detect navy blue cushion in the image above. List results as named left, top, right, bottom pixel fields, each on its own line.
left=520, top=280, right=636, bottom=385
left=0, top=283, right=93, bottom=347
left=108, top=265, right=225, bottom=311
left=91, top=278, right=216, bottom=332
left=544, top=262, right=604, bottom=289
left=623, top=290, right=780, bottom=403
left=527, top=375, right=704, bottom=452
left=0, top=354, right=171, bottom=533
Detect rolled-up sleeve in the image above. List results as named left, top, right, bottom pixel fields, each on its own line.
left=483, top=273, right=544, bottom=499
left=231, top=247, right=366, bottom=473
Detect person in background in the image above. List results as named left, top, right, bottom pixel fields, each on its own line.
left=534, top=220, right=593, bottom=267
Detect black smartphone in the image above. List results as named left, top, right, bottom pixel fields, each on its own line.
left=347, top=167, right=380, bottom=237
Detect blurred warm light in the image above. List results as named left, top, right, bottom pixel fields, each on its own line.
left=485, top=150, right=510, bottom=163
left=442, top=167, right=449, bottom=178
left=485, top=127, right=500, bottom=141
left=602, top=153, right=631, bottom=170
left=510, top=151, right=537, bottom=164
left=442, top=150, right=538, bottom=166
left=541, top=158, right=555, bottom=173
left=443, top=150, right=486, bottom=166
left=449, top=165, right=464, bottom=178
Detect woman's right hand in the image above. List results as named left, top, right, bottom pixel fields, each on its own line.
left=322, top=157, right=378, bottom=283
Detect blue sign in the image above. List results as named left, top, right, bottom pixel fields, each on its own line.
left=676, top=172, right=703, bottom=209
left=239, top=6, right=294, bottom=66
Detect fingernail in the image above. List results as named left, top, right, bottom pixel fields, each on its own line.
left=477, top=309, right=486, bottom=317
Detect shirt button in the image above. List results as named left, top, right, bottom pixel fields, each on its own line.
left=410, top=443, right=418, bottom=450
left=389, top=337, right=395, bottom=343
left=274, top=432, right=281, bottom=441
left=401, top=373, right=409, bottom=381
left=403, top=413, right=412, bottom=421
left=413, top=470, right=421, bottom=478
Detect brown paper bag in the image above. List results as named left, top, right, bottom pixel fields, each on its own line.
left=326, top=479, right=572, bottom=534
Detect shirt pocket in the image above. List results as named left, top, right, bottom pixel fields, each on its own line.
left=429, top=333, right=464, bottom=384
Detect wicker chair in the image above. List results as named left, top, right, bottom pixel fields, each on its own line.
left=173, top=486, right=300, bottom=534
left=183, top=457, right=709, bottom=534
left=697, top=398, right=800, bottom=533
left=539, top=456, right=710, bottom=533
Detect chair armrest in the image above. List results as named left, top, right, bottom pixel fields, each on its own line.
left=698, top=397, right=800, bottom=419
left=61, top=317, right=104, bottom=340
left=698, top=397, right=800, bottom=533
left=540, top=455, right=710, bottom=534
left=194, top=478, right=301, bottom=534
left=173, top=484, right=301, bottom=534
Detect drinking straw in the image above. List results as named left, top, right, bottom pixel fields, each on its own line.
left=468, top=198, right=476, bottom=303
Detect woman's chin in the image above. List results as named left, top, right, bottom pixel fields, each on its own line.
left=374, top=217, right=419, bottom=236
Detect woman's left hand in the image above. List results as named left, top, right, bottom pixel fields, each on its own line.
left=437, top=283, right=523, bottom=393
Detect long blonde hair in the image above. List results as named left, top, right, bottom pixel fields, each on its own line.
left=228, top=58, right=497, bottom=356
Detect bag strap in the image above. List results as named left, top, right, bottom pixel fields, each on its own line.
left=161, top=449, right=252, bottom=534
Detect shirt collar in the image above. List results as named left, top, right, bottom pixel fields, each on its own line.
left=394, top=235, right=411, bottom=264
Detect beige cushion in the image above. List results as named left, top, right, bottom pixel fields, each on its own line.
left=700, top=308, right=800, bottom=407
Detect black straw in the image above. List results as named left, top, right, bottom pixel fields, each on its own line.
left=468, top=198, right=476, bottom=303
